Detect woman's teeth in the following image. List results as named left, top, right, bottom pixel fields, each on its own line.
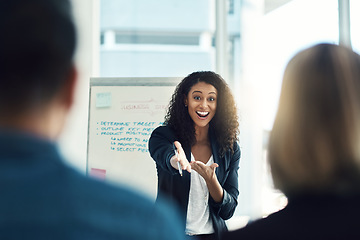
left=196, top=111, right=209, bottom=117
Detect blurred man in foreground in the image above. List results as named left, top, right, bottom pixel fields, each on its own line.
left=0, top=0, right=185, bottom=239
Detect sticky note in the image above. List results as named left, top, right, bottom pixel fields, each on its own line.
left=90, top=168, right=106, bottom=180
left=96, top=92, right=112, bottom=108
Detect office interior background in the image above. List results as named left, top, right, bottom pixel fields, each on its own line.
left=60, top=0, right=359, bottom=229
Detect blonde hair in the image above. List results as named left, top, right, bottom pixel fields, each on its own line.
left=269, top=44, right=360, bottom=195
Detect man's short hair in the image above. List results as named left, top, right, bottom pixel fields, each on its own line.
left=0, top=0, right=76, bottom=113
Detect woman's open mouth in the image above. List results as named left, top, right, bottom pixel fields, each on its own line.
left=196, top=111, right=210, bottom=118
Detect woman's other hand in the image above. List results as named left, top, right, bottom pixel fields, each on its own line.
left=191, top=160, right=223, bottom=203
left=190, top=161, right=218, bottom=182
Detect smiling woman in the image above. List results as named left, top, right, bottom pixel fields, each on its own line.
left=148, top=71, right=240, bottom=240
left=185, top=82, right=217, bottom=129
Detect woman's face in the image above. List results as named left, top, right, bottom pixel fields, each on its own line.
left=185, top=81, right=217, bottom=129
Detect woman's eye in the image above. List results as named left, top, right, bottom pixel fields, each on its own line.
left=209, top=97, right=215, bottom=101
left=194, top=96, right=201, bottom=100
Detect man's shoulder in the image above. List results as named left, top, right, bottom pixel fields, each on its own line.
left=60, top=167, right=186, bottom=239
left=64, top=166, right=153, bottom=207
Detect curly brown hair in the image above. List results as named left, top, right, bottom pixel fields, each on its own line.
left=164, top=71, right=239, bottom=157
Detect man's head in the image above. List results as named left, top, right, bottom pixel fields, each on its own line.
left=0, top=0, right=76, bottom=115
left=0, top=0, right=77, bottom=138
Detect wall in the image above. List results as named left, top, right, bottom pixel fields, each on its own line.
left=58, top=0, right=100, bottom=172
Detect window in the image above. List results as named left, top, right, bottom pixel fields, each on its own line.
left=236, top=0, right=339, bottom=225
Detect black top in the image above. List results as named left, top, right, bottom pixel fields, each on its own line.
left=223, top=192, right=360, bottom=240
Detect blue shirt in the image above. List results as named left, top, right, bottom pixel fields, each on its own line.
left=0, top=129, right=186, bottom=239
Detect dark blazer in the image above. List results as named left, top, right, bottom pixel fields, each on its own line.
left=223, top=193, right=360, bottom=240
left=149, top=125, right=241, bottom=240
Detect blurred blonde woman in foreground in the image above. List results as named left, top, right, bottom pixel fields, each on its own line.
left=223, top=43, right=360, bottom=240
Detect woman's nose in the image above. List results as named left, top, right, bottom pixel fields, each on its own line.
left=200, top=99, right=207, bottom=108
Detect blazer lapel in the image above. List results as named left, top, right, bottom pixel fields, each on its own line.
left=209, top=128, right=226, bottom=184
left=182, top=145, right=191, bottom=208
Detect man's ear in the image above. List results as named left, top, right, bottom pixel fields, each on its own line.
left=61, top=64, right=78, bottom=110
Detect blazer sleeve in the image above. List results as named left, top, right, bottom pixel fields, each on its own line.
left=209, top=142, right=241, bottom=220
left=148, top=126, right=179, bottom=175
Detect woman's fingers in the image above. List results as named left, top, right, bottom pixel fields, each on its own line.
left=210, top=163, right=219, bottom=170
left=173, top=141, right=191, bottom=173
left=190, top=161, right=218, bottom=179
left=173, top=141, right=185, bottom=155
left=180, top=159, right=192, bottom=173
left=178, top=157, right=191, bottom=173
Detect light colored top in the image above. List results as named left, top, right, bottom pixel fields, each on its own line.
left=185, top=153, right=215, bottom=235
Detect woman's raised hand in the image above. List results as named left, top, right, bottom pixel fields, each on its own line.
left=170, top=141, right=191, bottom=173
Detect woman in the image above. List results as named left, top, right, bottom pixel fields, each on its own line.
left=223, top=43, right=360, bottom=240
left=149, top=71, right=240, bottom=240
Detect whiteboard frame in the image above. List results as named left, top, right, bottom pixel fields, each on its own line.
left=86, top=77, right=181, bottom=176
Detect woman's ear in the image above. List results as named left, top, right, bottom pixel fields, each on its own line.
left=184, top=94, right=188, bottom=107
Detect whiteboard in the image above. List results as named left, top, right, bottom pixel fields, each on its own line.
left=87, top=77, right=179, bottom=198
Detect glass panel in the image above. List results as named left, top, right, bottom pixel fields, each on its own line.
left=350, top=0, right=360, bottom=53
left=99, top=0, right=216, bottom=78
left=237, top=0, right=339, bottom=225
